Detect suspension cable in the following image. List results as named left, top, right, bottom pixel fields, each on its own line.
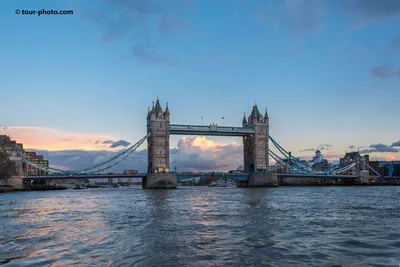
left=18, top=133, right=150, bottom=174
left=86, top=136, right=146, bottom=173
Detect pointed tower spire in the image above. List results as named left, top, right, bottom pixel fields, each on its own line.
left=165, top=101, right=170, bottom=114
left=264, top=107, right=269, bottom=119
left=242, top=112, right=247, bottom=123
left=151, top=101, right=155, bottom=112
left=155, top=96, right=162, bottom=113
left=251, top=101, right=260, bottom=118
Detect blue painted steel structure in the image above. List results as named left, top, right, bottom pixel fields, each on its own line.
left=278, top=173, right=354, bottom=179
left=22, top=172, right=250, bottom=181
left=23, top=173, right=146, bottom=180
left=18, top=131, right=365, bottom=180
left=169, top=124, right=254, bottom=136
left=176, top=172, right=249, bottom=181
left=23, top=172, right=356, bottom=181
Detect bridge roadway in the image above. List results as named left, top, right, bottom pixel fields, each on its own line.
left=23, top=172, right=356, bottom=181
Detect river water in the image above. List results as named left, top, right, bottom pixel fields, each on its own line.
left=1, top=186, right=399, bottom=266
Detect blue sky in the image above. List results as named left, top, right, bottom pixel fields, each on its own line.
left=1, top=0, right=400, bottom=170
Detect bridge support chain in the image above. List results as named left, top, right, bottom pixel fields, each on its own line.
left=248, top=172, right=279, bottom=187
left=142, top=173, right=177, bottom=189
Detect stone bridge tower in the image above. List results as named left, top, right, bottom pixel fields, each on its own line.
left=242, top=101, right=269, bottom=172
left=144, top=97, right=176, bottom=189
left=242, top=101, right=277, bottom=187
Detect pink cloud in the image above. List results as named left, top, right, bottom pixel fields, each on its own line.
left=386, top=154, right=397, bottom=161
left=0, top=126, right=118, bottom=151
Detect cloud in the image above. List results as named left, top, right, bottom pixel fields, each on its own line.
left=0, top=126, right=117, bottom=151
left=172, top=136, right=243, bottom=172
left=391, top=140, right=400, bottom=147
left=31, top=149, right=148, bottom=173
left=359, top=143, right=399, bottom=154
left=319, top=144, right=332, bottom=147
left=25, top=136, right=244, bottom=173
left=338, top=0, right=400, bottom=27
left=108, top=0, right=165, bottom=14
left=132, top=43, right=179, bottom=66
left=299, top=148, right=316, bottom=152
left=391, top=37, right=400, bottom=50
left=278, top=0, right=326, bottom=34
left=299, top=144, right=331, bottom=152
left=317, top=144, right=332, bottom=151
left=100, top=139, right=132, bottom=148
left=298, top=151, right=344, bottom=162
left=253, top=0, right=399, bottom=34
left=109, top=140, right=131, bottom=148
left=370, top=66, right=400, bottom=78
left=158, top=14, right=190, bottom=35
left=81, top=0, right=192, bottom=65
left=386, top=154, right=397, bottom=161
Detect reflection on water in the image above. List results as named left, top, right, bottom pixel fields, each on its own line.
left=1, top=186, right=400, bottom=266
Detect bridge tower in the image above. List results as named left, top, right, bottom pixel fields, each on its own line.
left=143, top=97, right=177, bottom=189
left=242, top=102, right=278, bottom=187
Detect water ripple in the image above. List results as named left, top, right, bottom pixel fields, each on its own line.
left=1, top=187, right=400, bottom=266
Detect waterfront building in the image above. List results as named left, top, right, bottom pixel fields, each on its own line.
left=275, top=160, right=289, bottom=174
left=308, top=150, right=329, bottom=171
left=23, top=152, right=49, bottom=175
left=368, top=161, right=400, bottom=177
left=368, top=161, right=385, bottom=176
left=0, top=136, right=24, bottom=187
left=313, top=160, right=330, bottom=171
left=0, top=135, right=16, bottom=153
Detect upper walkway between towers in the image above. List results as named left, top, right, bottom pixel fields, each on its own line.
left=169, top=124, right=255, bottom=136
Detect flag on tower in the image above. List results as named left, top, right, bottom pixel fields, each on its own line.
left=221, top=116, right=224, bottom=119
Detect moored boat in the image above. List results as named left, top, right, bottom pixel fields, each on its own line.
left=73, top=183, right=87, bottom=190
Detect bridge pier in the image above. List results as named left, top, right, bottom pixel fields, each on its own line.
left=7, top=176, right=25, bottom=189
left=357, top=170, right=372, bottom=184
left=248, top=172, right=278, bottom=187
left=142, top=173, right=177, bottom=189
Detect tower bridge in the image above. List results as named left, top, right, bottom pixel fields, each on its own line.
left=144, top=98, right=276, bottom=189
left=7, top=97, right=380, bottom=190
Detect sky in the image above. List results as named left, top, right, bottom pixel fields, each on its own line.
left=1, top=0, right=400, bottom=172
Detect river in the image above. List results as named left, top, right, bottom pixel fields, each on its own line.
left=1, top=186, right=399, bottom=266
